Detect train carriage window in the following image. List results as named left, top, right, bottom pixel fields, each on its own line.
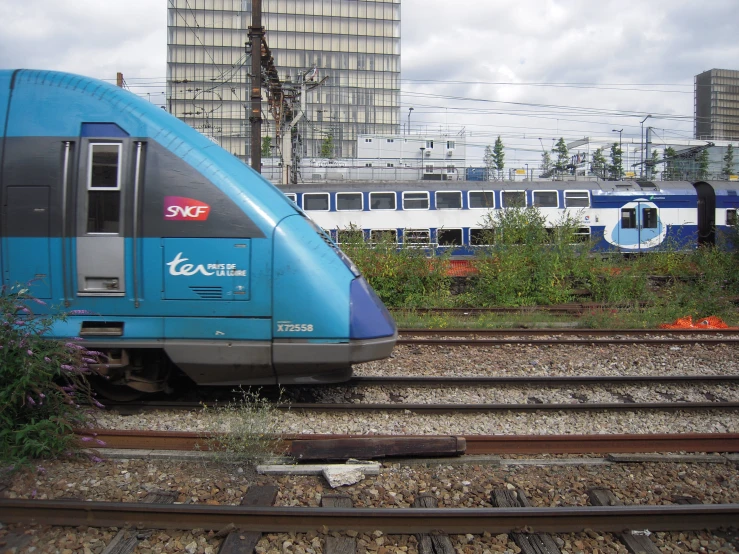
left=337, top=227, right=365, bottom=243
left=303, top=192, right=329, bottom=211
left=402, top=191, right=429, bottom=210
left=436, top=191, right=462, bottom=209
left=470, top=228, right=493, bottom=245
left=469, top=191, right=494, bottom=209
left=337, top=192, right=363, bottom=211
left=437, top=228, right=462, bottom=246
left=501, top=191, right=526, bottom=208
left=533, top=190, right=558, bottom=208
left=404, top=228, right=430, bottom=245
left=642, top=207, right=658, bottom=229
left=564, top=191, right=590, bottom=208
left=369, top=229, right=397, bottom=243
left=727, top=209, right=737, bottom=226
left=87, top=143, right=122, bottom=234
left=574, top=227, right=591, bottom=242
left=284, top=193, right=297, bottom=204
left=369, top=192, right=396, bottom=210
left=621, top=208, right=636, bottom=229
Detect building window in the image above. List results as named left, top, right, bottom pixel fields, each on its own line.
left=365, top=162, right=373, bottom=167
left=425, top=164, right=434, bottom=173
left=533, top=191, right=558, bottom=208
left=469, top=191, right=494, bottom=209
left=564, top=191, right=590, bottom=208
left=446, top=165, right=455, bottom=174
left=425, top=140, right=434, bottom=149
left=402, top=191, right=429, bottom=210
left=446, top=140, right=455, bottom=149
left=436, top=191, right=462, bottom=209
left=502, top=191, right=526, bottom=208
left=303, top=192, right=330, bottom=211
left=337, top=192, right=363, bottom=211
left=365, top=138, right=373, bottom=143
left=386, top=138, right=394, bottom=143
left=369, top=192, right=396, bottom=210
left=386, top=163, right=394, bottom=167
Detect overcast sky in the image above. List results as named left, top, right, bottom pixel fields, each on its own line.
left=2, top=0, right=738, bottom=166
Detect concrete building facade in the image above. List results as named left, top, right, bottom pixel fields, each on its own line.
left=695, top=68, right=739, bottom=141
left=167, top=0, right=401, bottom=161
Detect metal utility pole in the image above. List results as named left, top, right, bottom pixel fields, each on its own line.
left=248, top=0, right=264, bottom=173
left=640, top=115, right=652, bottom=178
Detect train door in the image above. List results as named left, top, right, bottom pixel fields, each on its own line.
left=74, top=130, right=142, bottom=302
left=618, top=201, right=660, bottom=251
left=693, top=181, right=716, bottom=246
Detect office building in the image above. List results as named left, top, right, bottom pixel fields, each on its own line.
left=167, top=0, right=401, bottom=161
left=695, top=68, right=739, bottom=141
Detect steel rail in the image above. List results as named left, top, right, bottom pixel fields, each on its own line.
left=81, top=430, right=739, bottom=454
left=346, top=375, right=739, bottom=386
left=2, top=499, right=738, bottom=534
left=399, top=337, right=739, bottom=345
left=400, top=328, right=739, bottom=337
left=278, top=401, right=739, bottom=413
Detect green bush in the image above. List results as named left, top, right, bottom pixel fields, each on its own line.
left=0, top=284, right=100, bottom=469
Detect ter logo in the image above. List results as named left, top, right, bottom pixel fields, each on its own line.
left=164, top=196, right=211, bottom=221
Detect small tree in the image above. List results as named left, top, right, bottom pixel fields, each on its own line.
left=609, top=142, right=623, bottom=180
left=493, top=136, right=505, bottom=179
left=723, top=144, right=735, bottom=178
left=261, top=136, right=272, bottom=158
left=663, top=147, right=679, bottom=180
left=591, top=148, right=607, bottom=178
left=553, top=138, right=569, bottom=174
left=696, top=149, right=710, bottom=180
left=320, top=131, right=335, bottom=159
left=540, top=150, right=553, bottom=176
left=483, top=145, right=495, bottom=180
left=648, top=150, right=660, bottom=179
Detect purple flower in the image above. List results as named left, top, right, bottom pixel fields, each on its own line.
left=27, top=349, right=33, bottom=356
left=82, top=357, right=98, bottom=364
left=93, top=400, right=105, bottom=409
left=44, top=357, right=52, bottom=363
left=65, top=343, right=85, bottom=350
left=36, top=466, right=46, bottom=474
left=90, top=456, right=103, bottom=463
left=39, top=393, right=46, bottom=399
left=68, top=309, right=92, bottom=315
left=80, top=436, right=92, bottom=442
left=33, top=298, right=46, bottom=306
left=95, top=439, right=106, bottom=446
left=61, top=364, right=76, bottom=371
left=14, top=320, right=25, bottom=326
left=27, top=396, right=36, bottom=406
left=31, top=489, right=37, bottom=498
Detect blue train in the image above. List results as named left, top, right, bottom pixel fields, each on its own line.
left=0, top=69, right=396, bottom=399
left=280, top=180, right=739, bottom=253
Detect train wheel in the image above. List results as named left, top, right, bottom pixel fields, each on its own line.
left=89, top=376, right=145, bottom=402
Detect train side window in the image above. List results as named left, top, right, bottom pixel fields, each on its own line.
left=470, top=228, right=493, bottom=245
left=621, top=208, right=636, bottom=229
left=501, top=191, right=526, bottom=208
left=303, top=192, right=329, bottom=211
left=337, top=228, right=365, bottom=243
left=574, top=227, right=591, bottom=242
left=469, top=191, right=494, bottom=209
left=727, top=209, right=737, bottom=226
left=337, top=192, right=363, bottom=211
left=564, top=191, right=590, bottom=208
left=436, top=191, right=462, bottom=209
left=87, top=143, right=122, bottom=234
left=284, top=193, right=297, bottom=204
left=404, top=228, right=430, bottom=245
left=642, top=207, right=658, bottom=229
left=370, top=192, right=396, bottom=210
left=402, top=191, right=429, bottom=210
left=437, top=228, right=462, bottom=245
left=370, top=229, right=397, bottom=243
left=533, top=190, right=558, bottom=208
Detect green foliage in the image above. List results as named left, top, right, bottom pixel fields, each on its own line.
left=663, top=147, right=679, bottom=180
left=540, top=150, right=552, bottom=175
left=648, top=150, right=660, bottom=178
left=201, top=388, right=287, bottom=465
left=483, top=145, right=495, bottom=179
left=0, top=285, right=100, bottom=469
left=553, top=138, right=569, bottom=174
left=722, top=144, right=735, bottom=178
left=696, top=149, right=710, bottom=179
left=320, top=131, right=335, bottom=159
left=261, top=136, right=273, bottom=158
left=609, top=142, right=623, bottom=179
left=338, top=228, right=452, bottom=308
left=591, top=148, right=607, bottom=178
left=493, top=136, right=505, bottom=172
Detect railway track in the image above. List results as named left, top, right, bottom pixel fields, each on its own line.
left=2, top=498, right=738, bottom=534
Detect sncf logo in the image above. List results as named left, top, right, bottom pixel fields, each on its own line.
left=164, top=196, right=211, bottom=221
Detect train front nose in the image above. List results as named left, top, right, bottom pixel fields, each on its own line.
left=348, top=276, right=397, bottom=362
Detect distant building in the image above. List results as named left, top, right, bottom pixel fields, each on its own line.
left=167, top=0, right=401, bottom=161
left=695, top=69, right=739, bottom=141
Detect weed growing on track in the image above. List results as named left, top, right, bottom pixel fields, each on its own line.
left=200, top=388, right=288, bottom=466
left=0, top=284, right=102, bottom=472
